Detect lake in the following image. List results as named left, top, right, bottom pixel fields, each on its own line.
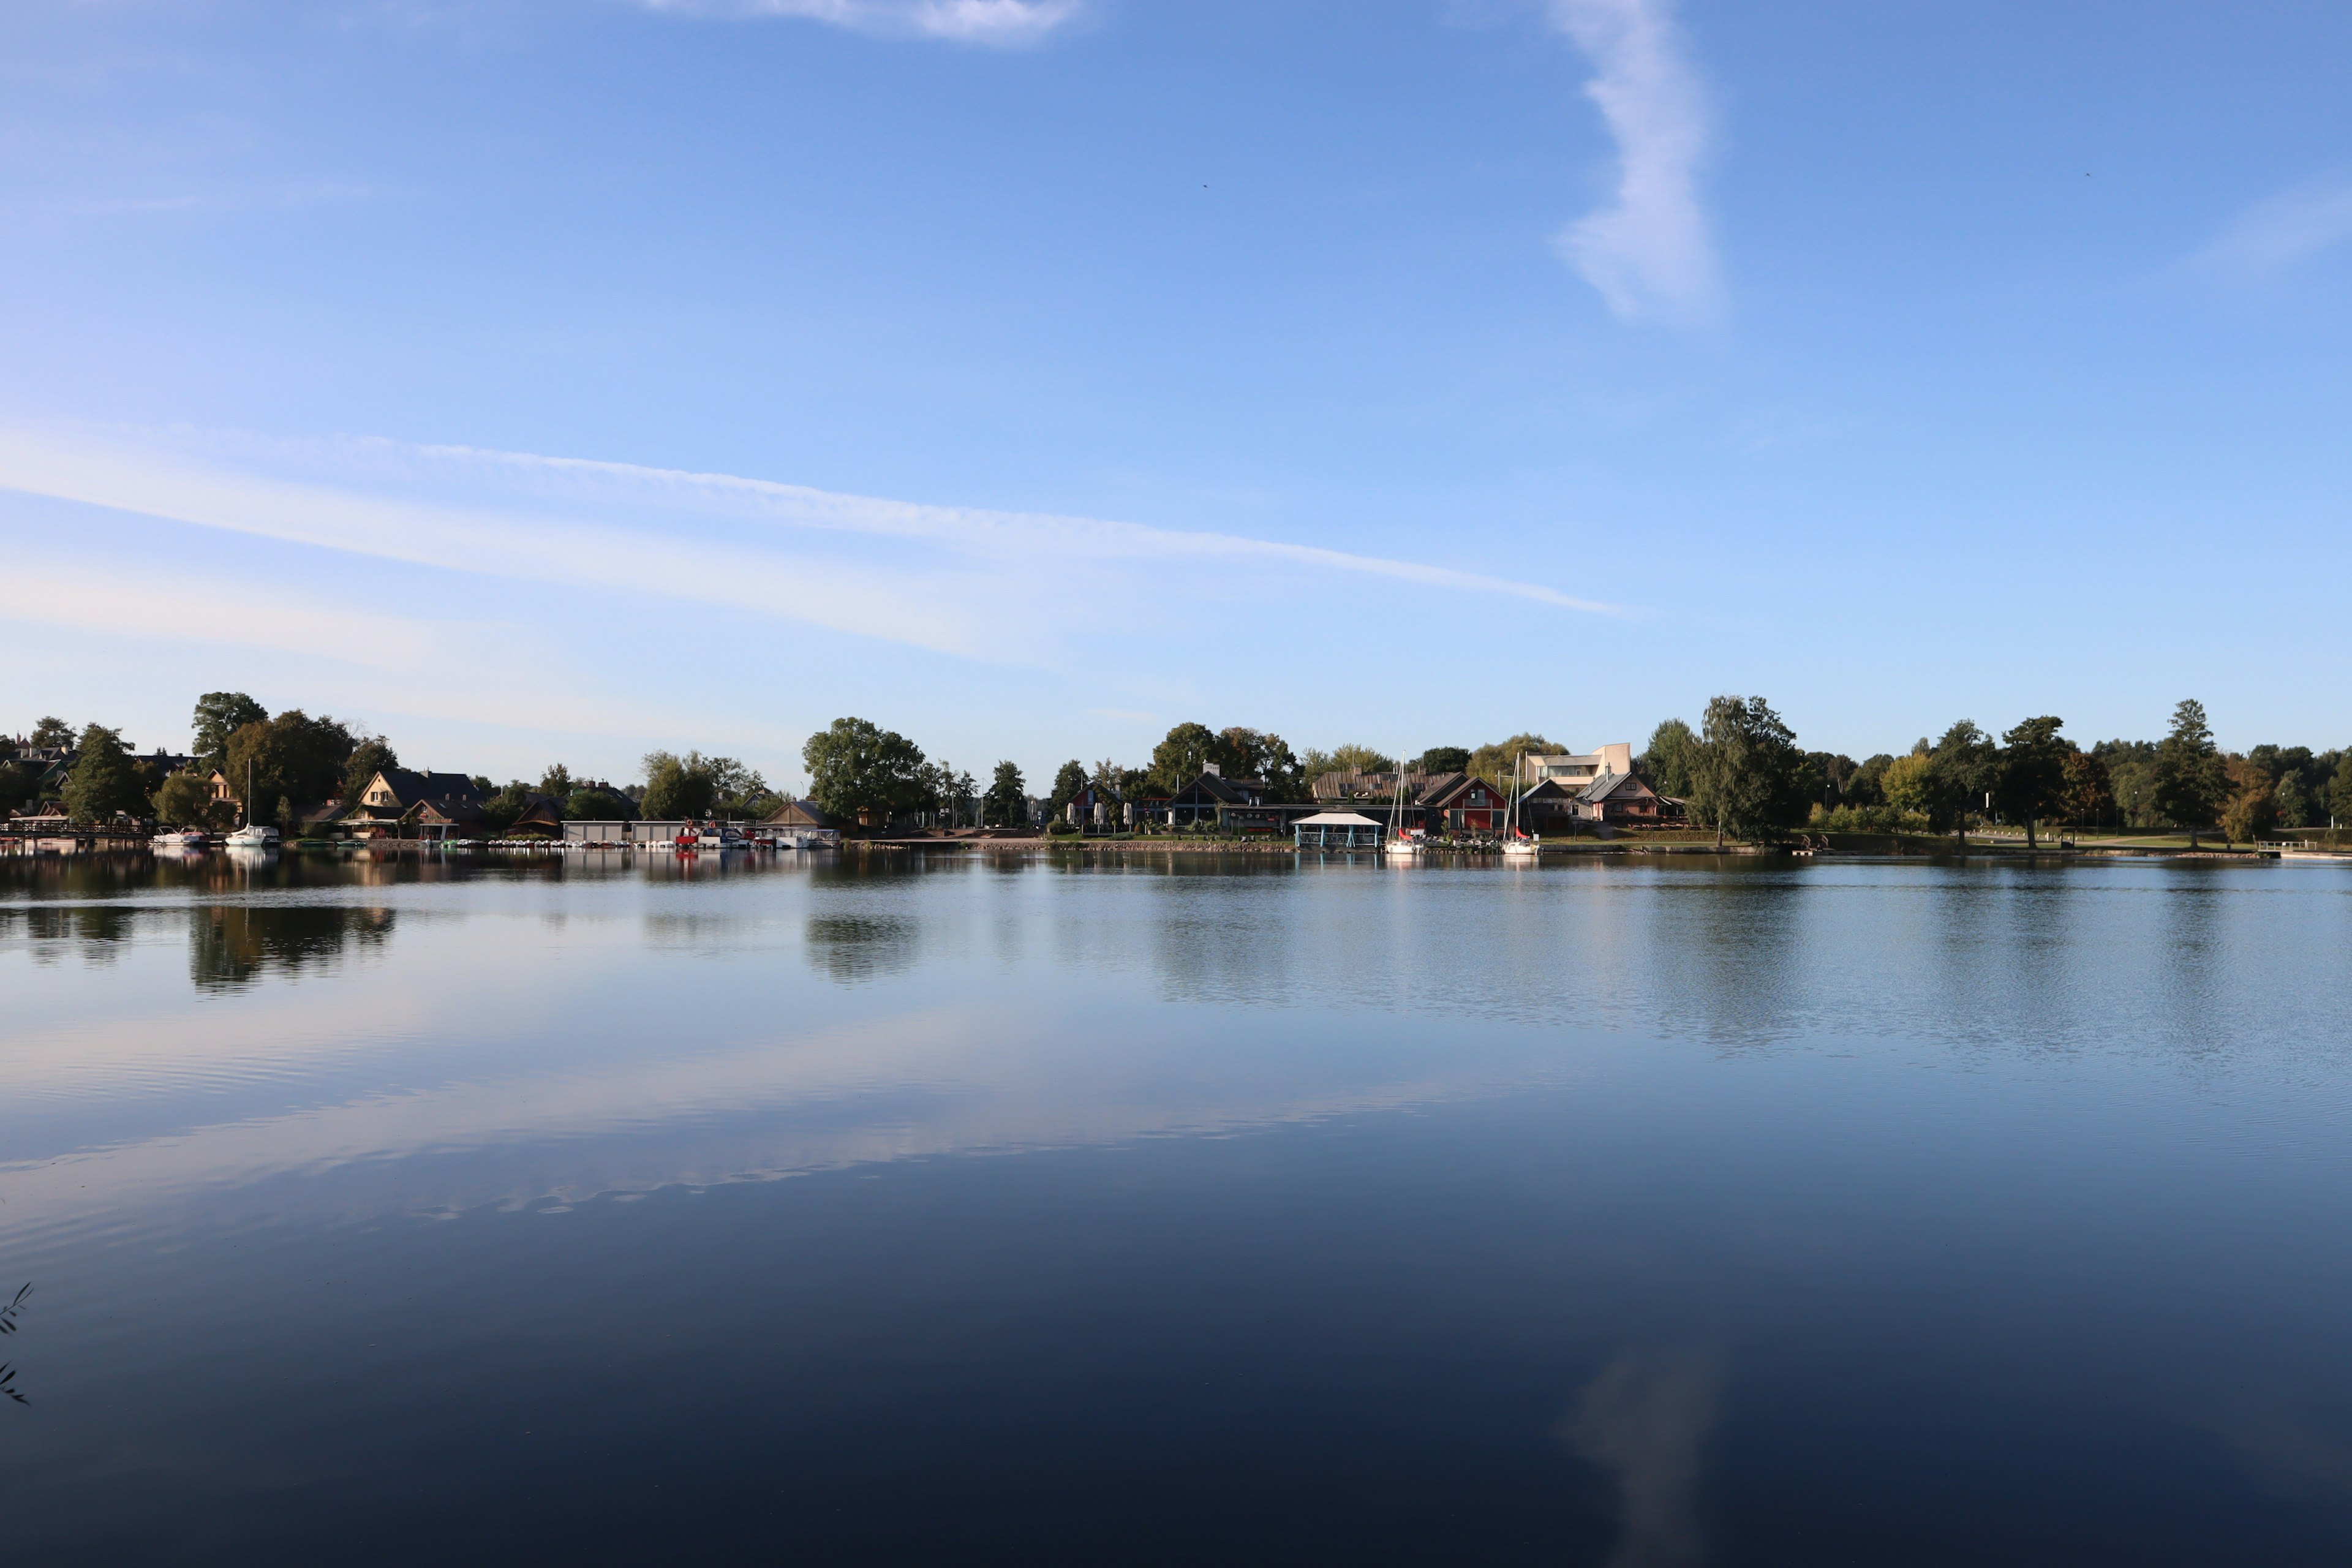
left=4, top=850, right=2351, bottom=1564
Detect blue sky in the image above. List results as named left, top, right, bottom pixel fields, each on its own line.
left=3, top=0, right=2348, bottom=789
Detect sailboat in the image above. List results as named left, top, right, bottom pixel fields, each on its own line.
left=224, top=758, right=280, bottom=850
left=1502, top=751, right=1539, bottom=858
left=1382, top=750, right=1420, bottom=858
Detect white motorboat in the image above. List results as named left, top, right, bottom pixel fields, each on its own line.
left=150, top=829, right=209, bottom=850
left=225, top=823, right=281, bottom=850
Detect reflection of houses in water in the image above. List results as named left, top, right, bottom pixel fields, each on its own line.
left=191, top=903, right=399, bottom=990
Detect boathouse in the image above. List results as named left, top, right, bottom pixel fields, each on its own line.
left=1292, top=811, right=1384, bottom=848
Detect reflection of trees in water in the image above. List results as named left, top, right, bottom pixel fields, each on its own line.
left=190, top=903, right=398, bottom=991
left=0, top=1281, right=30, bottom=1407
left=805, top=914, right=919, bottom=984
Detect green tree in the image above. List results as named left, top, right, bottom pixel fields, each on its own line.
left=1468, top=734, right=1560, bottom=791
left=564, top=785, right=635, bottom=821
left=983, top=761, right=1027, bottom=829
left=2220, top=756, right=2278, bottom=845
left=2059, top=750, right=2114, bottom=828
left=1929, top=721, right=1999, bottom=839
left=151, top=768, right=223, bottom=827
left=1412, top=746, right=1471, bottom=775
left=1147, top=723, right=1223, bottom=793
left=1880, top=751, right=1936, bottom=821
left=801, top=717, right=929, bottom=828
left=63, top=725, right=148, bottom=824
left=191, top=693, right=268, bottom=767
left=1844, top=753, right=1895, bottom=809
left=2331, top=758, right=2352, bottom=829
left=539, top=763, right=575, bottom=797
left=1687, top=696, right=1801, bottom=847
left=29, top=715, right=77, bottom=750
left=342, top=736, right=399, bottom=802
left=1996, top=716, right=2071, bottom=847
left=1047, top=759, right=1089, bottom=819
left=224, top=710, right=356, bottom=818
left=2152, top=699, right=2229, bottom=846
left=1638, top=719, right=1702, bottom=799
left=640, top=751, right=716, bottom=819
left=0, top=758, right=42, bottom=816
left=1216, top=728, right=1306, bottom=799
left=1301, top=744, right=1397, bottom=782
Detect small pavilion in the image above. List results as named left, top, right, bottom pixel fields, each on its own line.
left=1292, top=810, right=1385, bottom=849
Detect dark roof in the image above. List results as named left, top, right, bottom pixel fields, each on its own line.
left=763, top=799, right=839, bottom=828
left=1578, top=771, right=1656, bottom=804
left=509, top=794, right=565, bottom=832
left=372, top=769, right=489, bottom=809
left=1170, top=771, right=1266, bottom=805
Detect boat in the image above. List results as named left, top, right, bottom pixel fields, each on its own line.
left=1501, top=752, right=1540, bottom=858
left=224, top=759, right=278, bottom=849
left=1382, top=748, right=1421, bottom=857
left=150, top=829, right=209, bottom=850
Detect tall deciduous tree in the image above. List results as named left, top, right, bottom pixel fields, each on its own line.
left=1412, top=746, right=1471, bottom=775
left=223, top=711, right=355, bottom=818
left=801, top=718, right=928, bottom=828
left=2059, top=750, right=2114, bottom=827
left=342, top=736, right=399, bottom=802
left=1468, top=734, right=1560, bottom=791
left=2152, top=699, right=2228, bottom=846
left=1688, top=696, right=1801, bottom=848
left=1148, top=723, right=1221, bottom=793
left=29, top=716, right=77, bottom=750
left=983, top=761, right=1027, bottom=829
left=192, top=693, right=268, bottom=767
left=1929, top=722, right=1999, bottom=839
left=63, top=725, right=148, bottom=824
left=2220, top=756, right=2278, bottom=845
left=152, top=767, right=222, bottom=828
left=1047, top=760, right=1088, bottom=818
left=1996, top=716, right=2071, bottom=847
left=1638, top=720, right=1702, bottom=799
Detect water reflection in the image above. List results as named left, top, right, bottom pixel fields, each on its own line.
left=1564, top=1350, right=1723, bottom=1568
left=190, top=901, right=396, bottom=990
left=805, top=913, right=919, bottom=983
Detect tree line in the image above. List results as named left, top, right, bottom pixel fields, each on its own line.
left=1, top=692, right=785, bottom=832
left=12, top=692, right=2340, bottom=845
left=1638, top=696, right=2343, bottom=846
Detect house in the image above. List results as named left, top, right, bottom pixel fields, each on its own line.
left=762, top=799, right=839, bottom=831
left=1525, top=744, right=1635, bottom=793
left=1311, top=769, right=1444, bottom=804
left=504, top=794, right=565, bottom=837
left=1572, top=770, right=1668, bottom=824
left=1412, top=772, right=1510, bottom=834
left=1160, top=766, right=1305, bottom=834
left=344, top=769, right=490, bottom=840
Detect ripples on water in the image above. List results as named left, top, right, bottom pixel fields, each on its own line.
left=2, top=851, right=2351, bottom=1564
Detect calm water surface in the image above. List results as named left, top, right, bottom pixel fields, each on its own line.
left=4, top=851, right=2352, bottom=1564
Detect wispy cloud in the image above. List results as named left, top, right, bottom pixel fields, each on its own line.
left=638, top=0, right=1084, bottom=47
left=2193, top=181, right=2352, bottom=282
left=1547, top=0, right=1721, bottom=327
left=0, top=423, right=1621, bottom=668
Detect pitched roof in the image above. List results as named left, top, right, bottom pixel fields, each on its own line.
left=1295, top=811, right=1384, bottom=827
left=1578, top=771, right=1657, bottom=803
left=763, top=799, right=839, bottom=828
left=369, top=769, right=489, bottom=809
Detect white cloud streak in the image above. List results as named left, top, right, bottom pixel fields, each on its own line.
left=2194, top=182, right=2352, bottom=282
left=0, top=424, right=1621, bottom=667
left=1548, top=0, right=1722, bottom=327
left=639, top=0, right=1084, bottom=47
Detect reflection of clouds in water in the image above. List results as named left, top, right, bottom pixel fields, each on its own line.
left=2223, top=1399, right=2352, bottom=1503
left=1563, top=1349, right=1722, bottom=1568
left=805, top=914, right=919, bottom=984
